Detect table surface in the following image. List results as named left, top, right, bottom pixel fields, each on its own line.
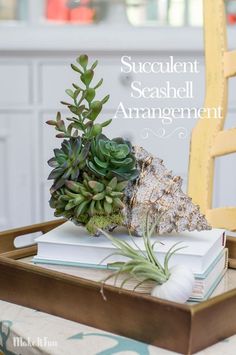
left=0, top=270, right=236, bottom=355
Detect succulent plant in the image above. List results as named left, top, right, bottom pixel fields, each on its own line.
left=46, top=54, right=112, bottom=140
left=87, top=134, right=139, bottom=181
left=47, top=54, right=139, bottom=232
left=49, top=172, right=127, bottom=227
left=48, top=137, right=90, bottom=193
left=64, top=173, right=128, bottom=218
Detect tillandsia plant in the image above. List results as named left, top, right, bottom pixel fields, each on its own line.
left=47, top=54, right=139, bottom=233
left=100, top=213, right=194, bottom=303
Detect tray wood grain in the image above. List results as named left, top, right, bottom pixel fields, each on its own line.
left=0, top=220, right=236, bottom=355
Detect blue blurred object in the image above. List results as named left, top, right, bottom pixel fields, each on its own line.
left=17, top=0, right=28, bottom=21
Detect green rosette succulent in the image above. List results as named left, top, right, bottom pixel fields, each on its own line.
left=87, top=134, right=139, bottom=181
left=49, top=173, right=127, bottom=232
left=48, top=137, right=90, bottom=193
left=64, top=173, right=127, bottom=218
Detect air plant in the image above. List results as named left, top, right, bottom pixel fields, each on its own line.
left=100, top=213, right=194, bottom=303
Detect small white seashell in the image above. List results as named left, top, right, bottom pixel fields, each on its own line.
left=151, top=265, right=195, bottom=303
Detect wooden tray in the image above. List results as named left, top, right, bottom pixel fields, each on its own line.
left=0, top=221, right=236, bottom=355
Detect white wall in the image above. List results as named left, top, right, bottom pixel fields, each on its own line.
left=0, top=27, right=235, bottom=230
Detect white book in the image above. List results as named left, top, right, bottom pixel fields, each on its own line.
left=33, top=221, right=225, bottom=274
left=189, top=248, right=228, bottom=301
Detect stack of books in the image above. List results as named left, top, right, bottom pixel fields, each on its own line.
left=33, top=222, right=228, bottom=302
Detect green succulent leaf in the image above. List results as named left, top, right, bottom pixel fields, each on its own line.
left=65, top=89, right=74, bottom=98
left=101, top=95, right=110, bottom=104
left=75, top=200, right=90, bottom=217
left=90, top=124, right=102, bottom=137
left=108, top=177, right=117, bottom=190
left=56, top=112, right=61, bottom=121
left=101, top=119, right=112, bottom=128
left=105, top=196, right=113, bottom=204
left=77, top=54, right=88, bottom=69
left=46, top=120, right=57, bottom=126
left=94, top=78, right=103, bottom=90
left=104, top=201, right=112, bottom=214
left=88, top=101, right=103, bottom=121
left=48, top=157, right=58, bottom=168
left=94, top=156, right=108, bottom=169
left=71, top=63, right=83, bottom=74
left=85, top=88, right=96, bottom=102
left=116, top=181, right=128, bottom=191
left=91, top=60, right=98, bottom=70
left=81, top=69, right=94, bottom=86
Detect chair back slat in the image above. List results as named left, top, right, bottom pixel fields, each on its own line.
left=211, top=129, right=236, bottom=157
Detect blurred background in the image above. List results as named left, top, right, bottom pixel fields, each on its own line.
left=0, top=0, right=236, bottom=231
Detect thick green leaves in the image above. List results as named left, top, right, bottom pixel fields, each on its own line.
left=71, top=63, right=83, bottom=74
left=77, top=54, right=88, bottom=69
left=88, top=180, right=104, bottom=193
left=48, top=54, right=139, bottom=226
left=90, top=124, right=102, bottom=137
left=87, top=134, right=139, bottom=182
left=48, top=138, right=90, bottom=192
left=81, top=69, right=94, bottom=86
left=51, top=171, right=127, bottom=221
left=65, top=89, right=74, bottom=98
left=48, top=54, right=112, bottom=140
left=85, top=88, right=95, bottom=102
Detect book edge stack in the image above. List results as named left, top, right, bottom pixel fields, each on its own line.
left=33, top=222, right=228, bottom=302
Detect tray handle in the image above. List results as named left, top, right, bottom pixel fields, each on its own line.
left=0, top=219, right=65, bottom=254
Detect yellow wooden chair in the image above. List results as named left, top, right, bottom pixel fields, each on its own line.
left=188, top=0, right=236, bottom=231
left=188, top=0, right=236, bottom=267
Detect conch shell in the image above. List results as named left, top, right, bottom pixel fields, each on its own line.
left=123, top=146, right=211, bottom=236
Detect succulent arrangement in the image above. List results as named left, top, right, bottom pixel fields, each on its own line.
left=47, top=54, right=138, bottom=233
left=47, top=54, right=211, bottom=236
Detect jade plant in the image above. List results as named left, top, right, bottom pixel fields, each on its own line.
left=47, top=54, right=139, bottom=233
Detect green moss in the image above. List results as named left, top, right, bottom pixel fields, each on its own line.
left=86, top=213, right=124, bottom=235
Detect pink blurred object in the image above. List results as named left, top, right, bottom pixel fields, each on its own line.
left=69, top=0, right=95, bottom=24
left=46, top=0, right=69, bottom=22
left=227, top=13, right=236, bottom=24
